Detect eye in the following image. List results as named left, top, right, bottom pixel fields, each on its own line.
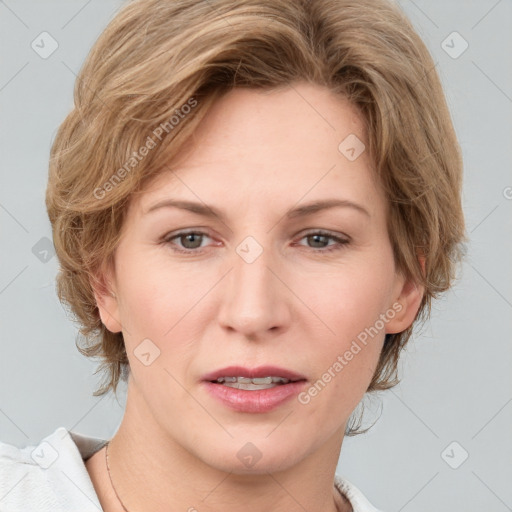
left=296, top=230, right=350, bottom=253
left=162, top=229, right=350, bottom=254
left=163, top=230, right=212, bottom=253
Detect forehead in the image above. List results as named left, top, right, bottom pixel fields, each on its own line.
left=173, top=84, right=368, bottom=168
left=134, top=83, right=382, bottom=217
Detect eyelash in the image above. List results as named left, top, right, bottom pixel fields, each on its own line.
left=162, top=229, right=350, bottom=254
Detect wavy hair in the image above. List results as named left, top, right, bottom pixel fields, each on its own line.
left=46, top=0, right=466, bottom=435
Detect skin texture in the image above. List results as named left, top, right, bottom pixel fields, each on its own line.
left=88, top=82, right=424, bottom=512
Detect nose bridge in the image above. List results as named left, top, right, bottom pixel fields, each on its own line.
left=218, top=236, right=288, bottom=336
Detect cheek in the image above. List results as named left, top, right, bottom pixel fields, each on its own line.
left=295, top=259, right=395, bottom=342
left=294, top=270, right=389, bottom=424
left=115, top=250, right=205, bottom=337
left=114, top=253, right=221, bottom=388
left=291, top=256, right=394, bottom=397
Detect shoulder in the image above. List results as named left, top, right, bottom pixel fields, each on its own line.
left=334, top=473, right=384, bottom=512
left=0, top=427, right=107, bottom=512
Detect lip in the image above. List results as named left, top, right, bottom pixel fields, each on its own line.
left=201, top=365, right=307, bottom=382
left=202, top=380, right=307, bottom=413
left=201, top=365, right=308, bottom=414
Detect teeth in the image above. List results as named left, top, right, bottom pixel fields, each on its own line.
left=227, top=382, right=277, bottom=390
left=271, top=377, right=290, bottom=384
left=252, top=377, right=273, bottom=385
left=214, top=376, right=292, bottom=387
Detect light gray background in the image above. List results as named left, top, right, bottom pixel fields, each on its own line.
left=0, top=1, right=511, bottom=511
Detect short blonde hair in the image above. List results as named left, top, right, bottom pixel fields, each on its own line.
left=46, top=0, right=466, bottom=430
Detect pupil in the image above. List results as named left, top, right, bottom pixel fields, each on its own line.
left=309, top=234, right=327, bottom=248
left=183, top=233, right=202, bottom=249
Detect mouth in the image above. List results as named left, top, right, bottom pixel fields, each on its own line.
left=201, top=366, right=307, bottom=412
left=201, top=365, right=307, bottom=390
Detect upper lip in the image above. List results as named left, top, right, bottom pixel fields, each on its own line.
left=202, top=365, right=307, bottom=382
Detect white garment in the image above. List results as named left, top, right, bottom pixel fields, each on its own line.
left=0, top=427, right=382, bottom=511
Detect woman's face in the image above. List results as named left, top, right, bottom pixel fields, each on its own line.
left=96, top=82, right=422, bottom=473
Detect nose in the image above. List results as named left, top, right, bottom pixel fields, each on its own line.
left=217, top=241, right=291, bottom=339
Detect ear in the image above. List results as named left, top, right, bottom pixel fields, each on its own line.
left=385, top=255, right=426, bottom=335
left=90, top=262, right=122, bottom=334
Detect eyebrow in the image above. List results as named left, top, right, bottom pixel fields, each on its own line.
left=144, top=198, right=370, bottom=221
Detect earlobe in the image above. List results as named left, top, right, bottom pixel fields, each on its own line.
left=90, top=266, right=123, bottom=334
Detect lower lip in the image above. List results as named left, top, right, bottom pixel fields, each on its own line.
left=202, top=381, right=307, bottom=413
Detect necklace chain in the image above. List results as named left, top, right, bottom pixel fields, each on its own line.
left=105, top=440, right=130, bottom=512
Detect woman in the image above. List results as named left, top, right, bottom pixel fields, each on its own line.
left=0, top=0, right=465, bottom=510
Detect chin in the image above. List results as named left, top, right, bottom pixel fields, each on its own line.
left=191, top=433, right=313, bottom=475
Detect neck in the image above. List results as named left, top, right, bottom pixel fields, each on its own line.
left=105, top=379, right=350, bottom=512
